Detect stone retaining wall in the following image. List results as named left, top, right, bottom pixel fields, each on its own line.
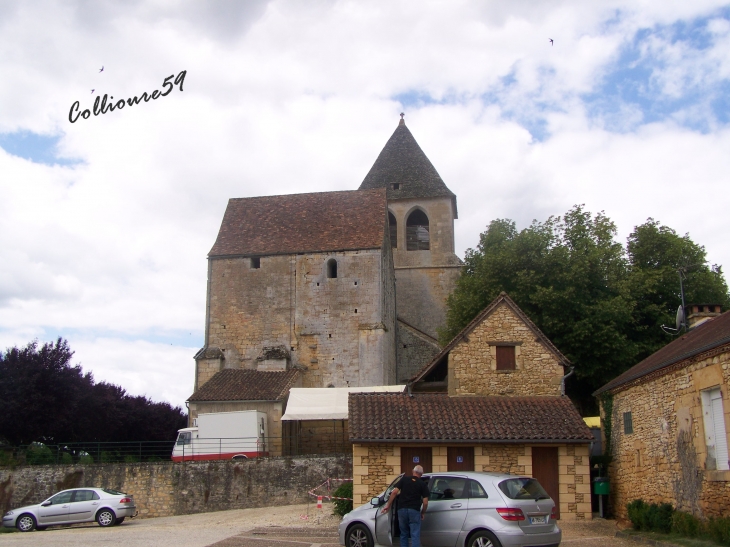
left=0, top=455, right=351, bottom=519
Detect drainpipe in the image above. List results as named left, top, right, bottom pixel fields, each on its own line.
left=406, top=382, right=413, bottom=397
left=560, top=366, right=574, bottom=396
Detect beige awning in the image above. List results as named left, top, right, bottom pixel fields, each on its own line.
left=281, top=385, right=406, bottom=421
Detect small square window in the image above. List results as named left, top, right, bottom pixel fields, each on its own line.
left=496, top=346, right=516, bottom=370
left=392, top=183, right=400, bottom=190
left=250, top=257, right=260, bottom=269
left=623, top=411, right=634, bottom=434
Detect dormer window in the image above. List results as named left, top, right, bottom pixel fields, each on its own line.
left=250, top=257, right=261, bottom=269
left=392, top=183, right=400, bottom=190
left=406, top=209, right=430, bottom=251
left=326, top=258, right=338, bottom=278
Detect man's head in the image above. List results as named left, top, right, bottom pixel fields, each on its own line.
left=412, top=465, right=424, bottom=476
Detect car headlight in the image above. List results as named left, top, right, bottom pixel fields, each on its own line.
left=4, top=511, right=13, bottom=516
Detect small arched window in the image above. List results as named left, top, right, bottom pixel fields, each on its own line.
left=326, top=258, right=338, bottom=278
left=388, top=212, right=397, bottom=249
left=406, top=209, right=430, bottom=251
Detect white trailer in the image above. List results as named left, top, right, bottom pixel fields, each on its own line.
left=172, top=410, right=268, bottom=461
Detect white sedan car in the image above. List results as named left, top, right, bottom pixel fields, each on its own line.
left=2, top=487, right=137, bottom=532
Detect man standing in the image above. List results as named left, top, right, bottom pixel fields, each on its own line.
left=382, top=465, right=430, bottom=547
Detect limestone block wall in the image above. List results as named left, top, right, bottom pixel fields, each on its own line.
left=289, top=420, right=352, bottom=455
left=396, top=321, right=441, bottom=382
left=188, top=401, right=286, bottom=456
left=351, top=443, right=591, bottom=520
left=606, top=348, right=730, bottom=519
left=448, top=303, right=565, bottom=397
left=388, top=197, right=459, bottom=266
left=203, top=248, right=395, bottom=390
left=0, top=455, right=351, bottom=519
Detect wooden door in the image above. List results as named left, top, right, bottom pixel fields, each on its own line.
left=447, top=447, right=474, bottom=472
left=532, top=447, right=560, bottom=519
left=401, top=446, right=432, bottom=474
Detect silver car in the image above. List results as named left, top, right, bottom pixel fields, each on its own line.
left=2, top=487, right=137, bottom=532
left=339, top=472, right=561, bottom=547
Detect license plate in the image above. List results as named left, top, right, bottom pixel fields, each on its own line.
left=529, top=516, right=547, bottom=524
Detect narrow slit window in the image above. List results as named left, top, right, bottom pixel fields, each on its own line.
left=326, top=258, right=337, bottom=278
left=624, top=411, right=634, bottom=435
left=406, top=209, right=430, bottom=251
left=388, top=211, right=398, bottom=249
left=250, top=257, right=260, bottom=269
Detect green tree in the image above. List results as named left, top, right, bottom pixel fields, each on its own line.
left=441, top=207, right=729, bottom=412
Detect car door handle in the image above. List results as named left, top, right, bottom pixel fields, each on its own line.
left=92, top=502, right=99, bottom=505
left=450, top=503, right=462, bottom=508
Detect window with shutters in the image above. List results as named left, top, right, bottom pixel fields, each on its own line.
left=495, top=345, right=516, bottom=370
left=702, top=387, right=729, bottom=471
left=406, top=209, right=430, bottom=251
left=388, top=211, right=397, bottom=249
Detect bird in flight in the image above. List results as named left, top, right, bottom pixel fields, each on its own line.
left=549, top=38, right=554, bottom=45
left=99, top=66, right=104, bottom=72
left=91, top=89, right=95, bottom=94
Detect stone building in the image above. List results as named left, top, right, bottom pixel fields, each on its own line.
left=349, top=293, right=594, bottom=520
left=594, top=306, right=729, bottom=519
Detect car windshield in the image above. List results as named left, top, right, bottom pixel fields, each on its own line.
left=498, top=478, right=550, bottom=500
left=101, top=488, right=125, bottom=496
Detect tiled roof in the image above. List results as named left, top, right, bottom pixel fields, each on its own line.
left=188, top=369, right=300, bottom=402
left=411, top=292, right=570, bottom=383
left=209, top=189, right=387, bottom=257
left=348, top=393, right=593, bottom=443
left=359, top=120, right=457, bottom=213
left=595, top=311, right=730, bottom=395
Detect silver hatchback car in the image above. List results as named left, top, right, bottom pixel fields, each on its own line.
left=339, top=472, right=561, bottom=547
left=2, top=487, right=137, bottom=532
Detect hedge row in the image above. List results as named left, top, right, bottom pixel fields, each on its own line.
left=627, top=499, right=730, bottom=546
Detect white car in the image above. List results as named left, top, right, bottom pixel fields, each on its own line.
left=2, top=487, right=137, bottom=532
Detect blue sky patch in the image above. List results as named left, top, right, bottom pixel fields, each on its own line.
left=0, top=131, right=82, bottom=166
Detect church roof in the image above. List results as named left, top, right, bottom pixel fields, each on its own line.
left=359, top=119, right=457, bottom=213
left=209, top=188, right=387, bottom=258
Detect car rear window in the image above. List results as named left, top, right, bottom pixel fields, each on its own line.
left=498, top=478, right=550, bottom=500
left=102, top=488, right=126, bottom=496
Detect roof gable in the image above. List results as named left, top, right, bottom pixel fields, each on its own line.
left=188, top=369, right=300, bottom=402
left=595, top=310, right=730, bottom=395
left=348, top=393, right=593, bottom=443
left=411, top=292, right=570, bottom=383
left=209, top=189, right=387, bottom=258
left=359, top=120, right=456, bottom=209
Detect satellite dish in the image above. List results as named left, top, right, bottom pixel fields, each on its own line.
left=676, top=305, right=685, bottom=331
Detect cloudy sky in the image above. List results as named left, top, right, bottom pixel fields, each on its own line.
left=2, top=0, right=729, bottom=409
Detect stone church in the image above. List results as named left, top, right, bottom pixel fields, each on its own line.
left=189, top=118, right=461, bottom=431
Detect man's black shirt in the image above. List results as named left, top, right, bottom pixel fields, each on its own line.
left=395, top=475, right=430, bottom=510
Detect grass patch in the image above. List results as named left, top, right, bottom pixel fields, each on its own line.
left=624, top=530, right=724, bottom=547
left=0, top=526, right=17, bottom=533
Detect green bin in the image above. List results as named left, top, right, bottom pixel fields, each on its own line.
left=593, top=477, right=610, bottom=495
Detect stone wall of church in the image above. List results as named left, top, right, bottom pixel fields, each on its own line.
left=203, top=247, right=395, bottom=391
left=396, top=321, right=441, bottom=382
left=448, top=303, right=565, bottom=397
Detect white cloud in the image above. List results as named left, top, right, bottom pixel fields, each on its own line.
left=1, top=0, right=729, bottom=409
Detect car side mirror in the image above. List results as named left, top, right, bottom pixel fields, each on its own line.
left=371, top=497, right=381, bottom=506
left=41, top=501, right=52, bottom=507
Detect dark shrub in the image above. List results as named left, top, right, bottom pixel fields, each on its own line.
left=706, top=517, right=730, bottom=546
left=672, top=511, right=701, bottom=537
left=627, top=499, right=648, bottom=530
left=25, top=443, right=54, bottom=465
left=332, top=481, right=353, bottom=517
left=646, top=503, right=673, bottom=533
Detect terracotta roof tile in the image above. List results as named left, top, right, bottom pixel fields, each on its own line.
left=348, top=393, right=593, bottom=443
left=595, top=311, right=730, bottom=395
left=359, top=121, right=457, bottom=215
left=209, top=189, right=387, bottom=257
left=188, top=369, right=300, bottom=402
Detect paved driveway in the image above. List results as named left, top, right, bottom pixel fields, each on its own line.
left=0, top=504, right=632, bottom=547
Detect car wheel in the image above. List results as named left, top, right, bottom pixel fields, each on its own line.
left=346, top=524, right=373, bottom=547
left=115, top=517, right=125, bottom=525
left=16, top=514, right=37, bottom=532
left=96, top=509, right=117, bottom=527
left=468, top=530, right=502, bottom=547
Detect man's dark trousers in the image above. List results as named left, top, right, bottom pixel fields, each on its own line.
left=397, top=508, right=422, bottom=547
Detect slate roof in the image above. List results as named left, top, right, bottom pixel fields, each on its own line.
left=209, top=189, right=387, bottom=258
left=188, top=369, right=300, bottom=402
left=411, top=292, right=570, bottom=383
left=595, top=311, right=730, bottom=396
left=348, top=393, right=593, bottom=443
left=359, top=120, right=457, bottom=214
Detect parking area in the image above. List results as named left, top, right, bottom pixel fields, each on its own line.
left=0, top=504, right=632, bottom=547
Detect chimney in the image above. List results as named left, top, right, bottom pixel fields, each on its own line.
left=686, top=304, right=722, bottom=329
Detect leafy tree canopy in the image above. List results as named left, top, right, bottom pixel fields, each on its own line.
left=440, top=206, right=729, bottom=412
left=0, top=338, right=187, bottom=445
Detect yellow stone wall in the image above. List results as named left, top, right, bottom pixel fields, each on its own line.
left=607, top=347, right=730, bottom=518
left=351, top=443, right=591, bottom=520
left=448, top=303, right=565, bottom=397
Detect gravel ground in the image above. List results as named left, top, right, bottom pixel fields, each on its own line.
left=0, top=504, right=637, bottom=547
